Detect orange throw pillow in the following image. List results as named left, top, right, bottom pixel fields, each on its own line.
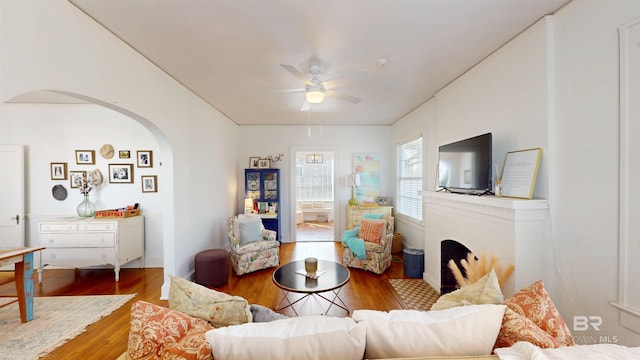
left=494, top=280, right=574, bottom=349
left=359, top=219, right=386, bottom=244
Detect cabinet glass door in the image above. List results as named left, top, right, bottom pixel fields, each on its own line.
left=264, top=171, right=278, bottom=200
left=246, top=171, right=261, bottom=199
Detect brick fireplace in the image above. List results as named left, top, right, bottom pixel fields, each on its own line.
left=422, top=191, right=550, bottom=297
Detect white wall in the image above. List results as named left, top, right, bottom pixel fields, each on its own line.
left=0, top=0, right=239, bottom=299
left=549, top=0, right=640, bottom=345
left=237, top=125, right=393, bottom=242
left=392, top=1, right=640, bottom=346
left=0, top=104, right=164, bottom=267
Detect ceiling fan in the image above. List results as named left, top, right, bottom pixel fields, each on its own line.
left=280, top=63, right=366, bottom=111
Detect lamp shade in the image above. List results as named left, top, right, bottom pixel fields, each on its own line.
left=244, top=198, right=254, bottom=214
left=306, top=89, right=325, bottom=104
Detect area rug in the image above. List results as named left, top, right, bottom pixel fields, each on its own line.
left=0, top=294, right=135, bottom=360
left=388, top=279, right=440, bottom=311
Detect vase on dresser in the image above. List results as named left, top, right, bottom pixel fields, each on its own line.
left=77, top=194, right=95, bottom=217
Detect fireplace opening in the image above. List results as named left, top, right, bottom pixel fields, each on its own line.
left=440, top=239, right=475, bottom=294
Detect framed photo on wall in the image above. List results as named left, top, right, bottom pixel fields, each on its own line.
left=249, top=157, right=260, bottom=169
left=119, top=150, right=131, bottom=159
left=109, top=164, right=134, bottom=183
left=137, top=150, right=153, bottom=168
left=75, top=150, right=95, bottom=165
left=69, top=171, right=86, bottom=188
left=141, top=175, right=157, bottom=193
left=258, top=158, right=270, bottom=169
left=50, top=162, right=68, bottom=180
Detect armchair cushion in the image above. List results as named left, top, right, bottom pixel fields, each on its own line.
left=359, top=219, right=387, bottom=244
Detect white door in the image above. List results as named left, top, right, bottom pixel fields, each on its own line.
left=0, top=145, right=25, bottom=248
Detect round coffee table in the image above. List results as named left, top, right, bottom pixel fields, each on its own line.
left=272, top=259, right=350, bottom=316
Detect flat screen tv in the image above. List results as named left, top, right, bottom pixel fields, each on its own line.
left=437, top=133, right=492, bottom=195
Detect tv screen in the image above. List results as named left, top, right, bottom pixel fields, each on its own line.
left=437, top=133, right=492, bottom=194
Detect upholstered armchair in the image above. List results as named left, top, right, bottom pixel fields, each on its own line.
left=228, top=215, right=280, bottom=276
left=342, top=215, right=395, bottom=274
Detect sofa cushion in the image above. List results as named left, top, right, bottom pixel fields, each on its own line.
left=205, top=315, right=366, bottom=360
left=352, top=304, right=506, bottom=359
left=431, top=269, right=503, bottom=310
left=359, top=219, right=387, bottom=244
left=126, top=300, right=213, bottom=360
left=169, top=275, right=252, bottom=328
left=494, top=280, right=574, bottom=349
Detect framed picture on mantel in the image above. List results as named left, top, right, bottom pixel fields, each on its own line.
left=500, top=148, right=542, bottom=199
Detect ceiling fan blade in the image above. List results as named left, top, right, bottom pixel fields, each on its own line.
left=300, top=100, right=311, bottom=112
left=325, top=90, right=362, bottom=104
left=320, top=70, right=367, bottom=90
left=281, top=64, right=314, bottom=87
left=279, top=88, right=305, bottom=93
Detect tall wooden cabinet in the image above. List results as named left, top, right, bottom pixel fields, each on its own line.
left=245, top=169, right=280, bottom=239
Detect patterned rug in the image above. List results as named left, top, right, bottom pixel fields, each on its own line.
left=0, top=294, right=135, bottom=360
left=388, top=279, right=440, bottom=311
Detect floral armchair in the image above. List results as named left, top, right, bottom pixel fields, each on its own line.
left=228, top=215, right=280, bottom=276
left=342, top=215, right=395, bottom=274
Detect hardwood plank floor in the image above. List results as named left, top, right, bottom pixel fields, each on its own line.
left=0, top=242, right=409, bottom=359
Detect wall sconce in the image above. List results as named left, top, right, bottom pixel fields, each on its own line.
left=348, top=173, right=361, bottom=206
left=244, top=198, right=254, bottom=214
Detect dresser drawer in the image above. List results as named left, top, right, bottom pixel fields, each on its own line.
left=40, top=223, right=79, bottom=232
left=40, top=233, right=115, bottom=248
left=40, top=222, right=116, bottom=233
left=41, top=247, right=116, bottom=268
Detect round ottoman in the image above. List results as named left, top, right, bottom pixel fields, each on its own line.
left=194, top=249, right=229, bottom=288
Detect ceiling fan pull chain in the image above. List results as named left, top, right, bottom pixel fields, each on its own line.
left=307, top=107, right=311, bottom=138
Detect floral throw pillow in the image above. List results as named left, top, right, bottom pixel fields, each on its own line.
left=169, top=275, right=252, bottom=327
left=494, top=280, right=574, bottom=349
left=127, top=300, right=213, bottom=360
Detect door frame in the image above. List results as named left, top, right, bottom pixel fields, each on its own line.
left=289, top=146, right=339, bottom=243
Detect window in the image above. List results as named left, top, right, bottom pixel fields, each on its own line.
left=297, top=153, right=333, bottom=201
left=397, top=137, right=423, bottom=221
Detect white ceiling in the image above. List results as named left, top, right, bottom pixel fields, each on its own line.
left=55, top=0, right=569, bottom=126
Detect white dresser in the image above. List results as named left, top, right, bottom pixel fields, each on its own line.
left=38, top=216, right=144, bottom=282
left=346, top=206, right=393, bottom=229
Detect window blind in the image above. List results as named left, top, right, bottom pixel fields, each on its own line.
left=397, top=137, right=423, bottom=221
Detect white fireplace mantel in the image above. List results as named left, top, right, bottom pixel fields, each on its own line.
left=421, top=191, right=550, bottom=297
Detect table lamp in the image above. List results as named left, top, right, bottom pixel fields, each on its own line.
left=348, top=173, right=361, bottom=206
left=244, top=198, right=254, bottom=214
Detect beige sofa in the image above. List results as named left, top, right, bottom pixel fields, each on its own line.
left=120, top=300, right=500, bottom=360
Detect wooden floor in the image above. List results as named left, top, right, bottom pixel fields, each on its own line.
left=0, top=242, right=409, bottom=360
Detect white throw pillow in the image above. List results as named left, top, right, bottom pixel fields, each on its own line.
left=352, top=304, right=506, bottom=359
left=431, top=269, right=503, bottom=310
left=205, top=315, right=366, bottom=360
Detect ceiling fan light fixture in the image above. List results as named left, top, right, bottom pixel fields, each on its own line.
left=306, top=88, right=325, bottom=104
